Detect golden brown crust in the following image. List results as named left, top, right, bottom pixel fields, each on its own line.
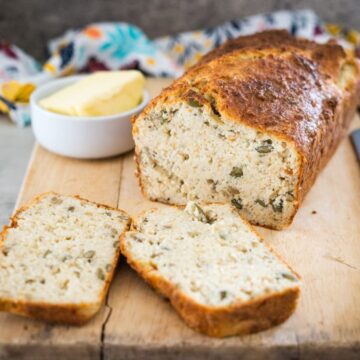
left=196, top=30, right=346, bottom=79
left=133, top=30, right=360, bottom=229
left=0, top=191, right=131, bottom=324
left=0, top=298, right=99, bottom=325
left=120, top=207, right=301, bottom=337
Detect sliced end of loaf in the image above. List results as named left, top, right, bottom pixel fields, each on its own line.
left=121, top=202, right=301, bottom=337
left=0, top=192, right=131, bottom=324
left=134, top=102, right=301, bottom=230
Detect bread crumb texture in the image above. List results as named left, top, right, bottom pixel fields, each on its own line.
left=122, top=202, right=300, bottom=307
left=0, top=193, right=130, bottom=305
left=135, top=103, right=300, bottom=229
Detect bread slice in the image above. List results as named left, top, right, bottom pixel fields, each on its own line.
left=133, top=30, right=360, bottom=229
left=0, top=192, right=131, bottom=324
left=121, top=202, right=301, bottom=337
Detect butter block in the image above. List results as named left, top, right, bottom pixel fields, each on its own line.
left=40, top=71, right=145, bottom=117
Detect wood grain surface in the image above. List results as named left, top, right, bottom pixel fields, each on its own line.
left=0, top=78, right=359, bottom=360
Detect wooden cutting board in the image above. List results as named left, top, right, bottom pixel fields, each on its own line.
left=0, top=78, right=359, bottom=360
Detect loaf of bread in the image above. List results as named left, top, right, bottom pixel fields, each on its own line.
left=133, top=30, right=360, bottom=229
left=0, top=192, right=130, bottom=324
left=121, top=202, right=301, bottom=337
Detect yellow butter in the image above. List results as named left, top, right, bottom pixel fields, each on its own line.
left=39, top=70, right=145, bottom=117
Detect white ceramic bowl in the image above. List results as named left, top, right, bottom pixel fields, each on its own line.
left=30, top=75, right=149, bottom=159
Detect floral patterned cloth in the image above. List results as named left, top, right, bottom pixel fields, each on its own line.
left=0, top=9, right=359, bottom=126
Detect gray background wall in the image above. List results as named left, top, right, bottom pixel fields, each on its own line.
left=1, top=0, right=359, bottom=60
